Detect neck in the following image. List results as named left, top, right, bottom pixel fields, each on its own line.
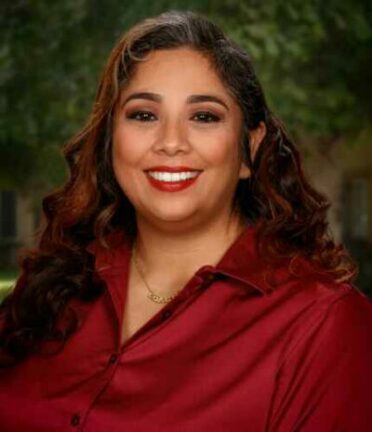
left=133, top=212, right=248, bottom=283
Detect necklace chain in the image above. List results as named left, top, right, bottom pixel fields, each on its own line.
left=132, top=242, right=181, bottom=304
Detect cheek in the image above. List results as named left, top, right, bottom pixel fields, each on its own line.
left=111, top=139, right=140, bottom=200
left=112, top=128, right=142, bottom=171
left=197, top=131, right=241, bottom=169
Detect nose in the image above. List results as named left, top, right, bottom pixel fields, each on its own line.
left=152, top=117, right=190, bottom=156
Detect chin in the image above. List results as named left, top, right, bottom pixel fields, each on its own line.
left=153, top=209, right=197, bottom=223
left=139, top=204, right=200, bottom=225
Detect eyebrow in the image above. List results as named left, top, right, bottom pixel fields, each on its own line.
left=122, top=92, right=229, bottom=111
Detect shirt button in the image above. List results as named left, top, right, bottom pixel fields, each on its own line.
left=109, top=353, right=118, bottom=364
left=71, top=413, right=80, bottom=426
left=162, top=309, right=173, bottom=320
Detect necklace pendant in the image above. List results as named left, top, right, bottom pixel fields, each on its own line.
left=147, top=292, right=170, bottom=304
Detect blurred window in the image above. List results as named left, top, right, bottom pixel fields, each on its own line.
left=342, top=177, right=369, bottom=240
left=0, top=190, right=17, bottom=239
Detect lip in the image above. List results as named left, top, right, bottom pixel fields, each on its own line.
left=145, top=168, right=202, bottom=192
left=144, top=165, right=203, bottom=173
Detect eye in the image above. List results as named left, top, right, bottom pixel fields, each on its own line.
left=127, top=111, right=157, bottom=122
left=192, top=111, right=220, bottom=123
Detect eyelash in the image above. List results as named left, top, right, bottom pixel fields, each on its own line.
left=126, top=111, right=221, bottom=123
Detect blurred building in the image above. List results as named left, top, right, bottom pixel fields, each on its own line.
left=0, top=191, right=36, bottom=267
left=339, top=133, right=372, bottom=244
left=303, top=131, right=372, bottom=293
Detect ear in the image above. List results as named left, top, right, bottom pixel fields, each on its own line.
left=239, top=121, right=267, bottom=179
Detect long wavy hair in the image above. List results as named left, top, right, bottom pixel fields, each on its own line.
left=0, top=10, right=357, bottom=365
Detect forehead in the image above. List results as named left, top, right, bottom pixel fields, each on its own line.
left=121, top=47, right=231, bottom=99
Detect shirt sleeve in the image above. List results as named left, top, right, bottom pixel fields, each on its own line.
left=268, top=288, right=372, bottom=432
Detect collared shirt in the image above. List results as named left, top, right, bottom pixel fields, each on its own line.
left=0, top=225, right=371, bottom=431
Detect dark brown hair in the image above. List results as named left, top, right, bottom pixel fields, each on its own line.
left=0, top=10, right=357, bottom=365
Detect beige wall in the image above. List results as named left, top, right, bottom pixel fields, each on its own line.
left=300, top=130, right=372, bottom=244
left=1, top=192, right=36, bottom=266
left=300, top=137, right=343, bottom=243
left=16, top=193, right=36, bottom=248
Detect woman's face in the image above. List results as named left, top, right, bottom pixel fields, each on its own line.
left=112, top=47, right=253, bottom=231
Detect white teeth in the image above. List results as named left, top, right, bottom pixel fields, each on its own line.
left=147, top=171, right=200, bottom=182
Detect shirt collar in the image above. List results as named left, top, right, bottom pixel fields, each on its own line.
left=212, top=225, right=290, bottom=295
left=87, top=224, right=307, bottom=296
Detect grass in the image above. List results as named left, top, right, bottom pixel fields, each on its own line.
left=0, top=268, right=18, bottom=302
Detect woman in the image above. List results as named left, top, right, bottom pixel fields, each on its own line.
left=0, top=10, right=371, bottom=432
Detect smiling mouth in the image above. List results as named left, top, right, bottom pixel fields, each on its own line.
left=144, top=169, right=203, bottom=192
left=146, top=170, right=201, bottom=182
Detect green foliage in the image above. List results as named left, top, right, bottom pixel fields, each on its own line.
left=209, top=0, right=372, bottom=138
left=0, top=0, right=204, bottom=194
left=0, top=267, right=17, bottom=302
left=1, top=0, right=371, bottom=192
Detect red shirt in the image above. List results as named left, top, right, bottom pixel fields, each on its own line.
left=1, top=225, right=371, bottom=431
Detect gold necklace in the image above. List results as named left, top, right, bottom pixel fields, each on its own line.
left=132, top=242, right=181, bottom=304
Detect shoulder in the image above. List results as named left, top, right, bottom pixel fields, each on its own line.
left=314, top=284, right=372, bottom=352
left=267, top=272, right=372, bottom=430
left=265, top=252, right=372, bottom=360
left=279, top=277, right=372, bottom=366
left=271, top=251, right=370, bottom=318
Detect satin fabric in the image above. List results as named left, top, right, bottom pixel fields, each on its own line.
left=1, top=225, right=371, bottom=431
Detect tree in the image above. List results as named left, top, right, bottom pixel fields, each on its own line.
left=209, top=0, right=372, bottom=139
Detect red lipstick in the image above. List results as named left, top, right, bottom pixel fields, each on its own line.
left=145, top=166, right=201, bottom=172
left=144, top=166, right=203, bottom=193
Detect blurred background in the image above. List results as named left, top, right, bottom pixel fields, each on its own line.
left=1, top=0, right=371, bottom=297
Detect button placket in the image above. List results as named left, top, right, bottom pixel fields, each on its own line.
left=71, top=413, right=80, bottom=427
left=109, top=353, right=118, bottom=364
